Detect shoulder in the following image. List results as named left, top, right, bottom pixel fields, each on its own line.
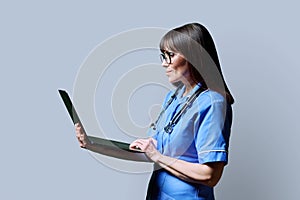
left=194, top=90, right=232, bottom=126
left=194, top=90, right=229, bottom=116
left=197, top=89, right=226, bottom=106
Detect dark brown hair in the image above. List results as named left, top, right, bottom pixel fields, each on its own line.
left=160, top=23, right=234, bottom=104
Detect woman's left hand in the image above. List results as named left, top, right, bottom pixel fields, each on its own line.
left=129, top=138, right=161, bottom=162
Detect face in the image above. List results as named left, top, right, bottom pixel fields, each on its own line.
left=161, top=49, right=191, bottom=84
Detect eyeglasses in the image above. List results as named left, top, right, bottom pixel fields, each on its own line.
left=160, top=51, right=176, bottom=64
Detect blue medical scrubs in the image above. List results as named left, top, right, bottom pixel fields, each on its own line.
left=146, top=84, right=232, bottom=200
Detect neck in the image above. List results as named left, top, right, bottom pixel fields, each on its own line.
left=182, top=81, right=197, bottom=97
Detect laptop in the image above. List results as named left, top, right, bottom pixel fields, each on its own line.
left=58, top=89, right=140, bottom=152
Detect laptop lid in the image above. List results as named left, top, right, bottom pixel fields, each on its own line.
left=58, top=89, right=137, bottom=152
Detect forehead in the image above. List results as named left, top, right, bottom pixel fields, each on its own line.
left=160, top=32, right=188, bottom=54
left=160, top=41, right=178, bottom=53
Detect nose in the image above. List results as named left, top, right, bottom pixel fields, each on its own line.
left=161, top=59, right=169, bottom=67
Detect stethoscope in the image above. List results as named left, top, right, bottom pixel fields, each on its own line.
left=150, top=84, right=206, bottom=134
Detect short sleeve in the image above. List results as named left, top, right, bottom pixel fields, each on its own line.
left=195, top=95, right=232, bottom=165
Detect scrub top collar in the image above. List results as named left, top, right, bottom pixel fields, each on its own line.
left=176, top=83, right=202, bottom=103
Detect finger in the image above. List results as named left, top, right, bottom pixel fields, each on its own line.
left=75, top=128, right=81, bottom=136
left=130, top=141, right=147, bottom=151
left=130, top=145, right=142, bottom=151
left=129, top=143, right=137, bottom=149
left=77, top=135, right=83, bottom=142
left=75, top=123, right=81, bottom=130
left=149, top=138, right=157, bottom=146
left=130, top=139, right=143, bottom=146
left=150, top=137, right=157, bottom=143
left=76, top=125, right=82, bottom=132
left=129, top=142, right=142, bottom=150
left=76, top=126, right=86, bottom=136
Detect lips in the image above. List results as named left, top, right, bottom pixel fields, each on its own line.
left=166, top=70, right=172, bottom=75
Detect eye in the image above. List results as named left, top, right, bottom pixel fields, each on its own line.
left=167, top=51, right=175, bottom=57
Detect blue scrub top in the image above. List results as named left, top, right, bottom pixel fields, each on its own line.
left=146, top=84, right=233, bottom=200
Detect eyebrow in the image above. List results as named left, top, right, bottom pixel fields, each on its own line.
left=161, top=50, right=175, bottom=54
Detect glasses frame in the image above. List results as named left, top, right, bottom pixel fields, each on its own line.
left=160, top=51, right=176, bottom=64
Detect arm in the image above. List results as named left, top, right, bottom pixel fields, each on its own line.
left=155, top=154, right=224, bottom=187
left=75, top=123, right=151, bottom=162
left=130, top=138, right=224, bottom=187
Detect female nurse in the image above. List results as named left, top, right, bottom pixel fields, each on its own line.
left=76, top=22, right=234, bottom=200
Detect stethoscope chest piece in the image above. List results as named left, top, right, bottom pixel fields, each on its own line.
left=164, top=123, right=174, bottom=134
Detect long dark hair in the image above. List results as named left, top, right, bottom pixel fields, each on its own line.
left=160, top=23, right=234, bottom=104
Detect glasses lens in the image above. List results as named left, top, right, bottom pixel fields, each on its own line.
left=160, top=54, right=165, bottom=63
left=160, top=53, right=171, bottom=64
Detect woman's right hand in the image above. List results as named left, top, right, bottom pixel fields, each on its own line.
left=75, top=123, right=91, bottom=148
left=129, top=138, right=161, bottom=162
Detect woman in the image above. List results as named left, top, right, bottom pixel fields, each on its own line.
left=76, top=22, right=234, bottom=200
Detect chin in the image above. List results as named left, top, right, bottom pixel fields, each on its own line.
left=168, top=78, right=176, bottom=83
left=168, top=78, right=181, bottom=86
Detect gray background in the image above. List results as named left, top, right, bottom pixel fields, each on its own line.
left=1, top=0, right=299, bottom=199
